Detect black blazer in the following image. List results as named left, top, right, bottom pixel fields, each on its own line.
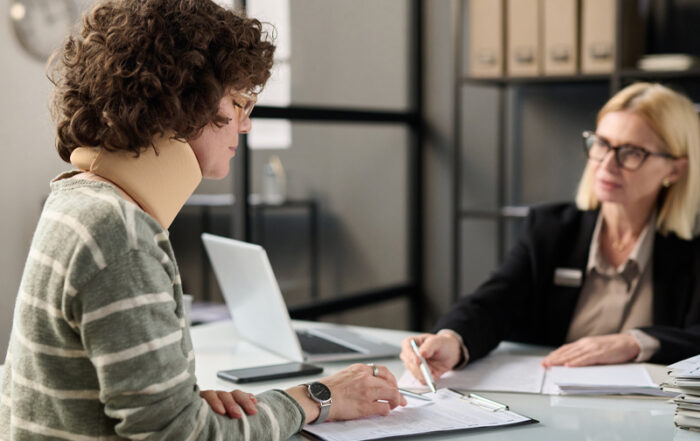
left=434, top=203, right=700, bottom=365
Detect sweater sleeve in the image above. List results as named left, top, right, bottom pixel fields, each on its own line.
left=73, top=249, right=304, bottom=440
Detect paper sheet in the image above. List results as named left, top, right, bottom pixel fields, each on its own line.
left=303, top=389, right=533, bottom=441
left=546, top=364, right=672, bottom=396
left=670, top=355, right=700, bottom=378
left=399, top=353, right=547, bottom=394
left=548, top=363, right=656, bottom=388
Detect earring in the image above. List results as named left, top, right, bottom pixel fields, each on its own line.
left=662, top=178, right=671, bottom=188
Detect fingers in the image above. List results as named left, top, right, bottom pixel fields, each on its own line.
left=564, top=352, right=602, bottom=367
left=400, top=334, right=433, bottom=383
left=200, top=390, right=225, bottom=415
left=200, top=390, right=258, bottom=419
left=352, top=363, right=407, bottom=407
left=365, top=401, right=392, bottom=417
left=232, top=390, right=258, bottom=416
left=417, top=335, right=443, bottom=360
left=542, top=342, right=584, bottom=367
left=371, top=364, right=399, bottom=388
left=216, top=390, right=243, bottom=418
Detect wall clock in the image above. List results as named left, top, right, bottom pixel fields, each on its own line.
left=9, top=0, right=79, bottom=61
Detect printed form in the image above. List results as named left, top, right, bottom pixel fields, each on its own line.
left=303, top=389, right=533, bottom=441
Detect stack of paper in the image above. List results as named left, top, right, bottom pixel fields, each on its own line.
left=637, top=54, right=700, bottom=71
left=662, top=355, right=700, bottom=431
left=548, top=364, right=673, bottom=397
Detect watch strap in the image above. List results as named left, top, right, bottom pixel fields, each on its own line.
left=304, top=383, right=332, bottom=424
left=316, top=398, right=331, bottom=424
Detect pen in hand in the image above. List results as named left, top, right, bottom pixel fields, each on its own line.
left=410, top=338, right=437, bottom=393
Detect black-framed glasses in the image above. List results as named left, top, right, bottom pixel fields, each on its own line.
left=582, top=131, right=677, bottom=171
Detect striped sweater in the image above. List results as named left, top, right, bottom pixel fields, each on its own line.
left=0, top=174, right=305, bottom=440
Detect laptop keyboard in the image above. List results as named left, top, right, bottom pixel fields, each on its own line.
left=296, top=330, right=359, bottom=354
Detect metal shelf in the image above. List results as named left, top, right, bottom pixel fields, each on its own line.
left=461, top=74, right=610, bottom=85
left=618, top=68, right=700, bottom=80
left=452, top=0, right=700, bottom=302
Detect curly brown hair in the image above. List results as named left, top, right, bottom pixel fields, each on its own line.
left=50, top=0, right=275, bottom=162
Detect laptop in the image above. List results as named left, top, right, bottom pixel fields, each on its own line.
left=201, top=233, right=400, bottom=362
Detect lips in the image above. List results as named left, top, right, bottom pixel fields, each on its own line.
left=596, top=178, right=621, bottom=191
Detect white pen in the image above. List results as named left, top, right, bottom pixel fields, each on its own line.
left=399, top=388, right=432, bottom=402
left=410, top=338, right=437, bottom=393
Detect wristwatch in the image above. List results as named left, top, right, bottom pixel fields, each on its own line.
left=305, top=382, right=332, bottom=424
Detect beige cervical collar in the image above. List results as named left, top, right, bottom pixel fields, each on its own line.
left=70, top=134, right=202, bottom=229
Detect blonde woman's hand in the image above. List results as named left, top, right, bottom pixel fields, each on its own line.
left=399, top=333, right=461, bottom=383
left=541, top=334, right=640, bottom=367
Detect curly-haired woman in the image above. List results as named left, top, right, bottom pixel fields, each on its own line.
left=0, top=1, right=405, bottom=439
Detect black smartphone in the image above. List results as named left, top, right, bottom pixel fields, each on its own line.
left=217, top=362, right=323, bottom=384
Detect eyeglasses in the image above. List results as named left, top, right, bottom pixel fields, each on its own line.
left=232, top=91, right=257, bottom=123
left=582, top=131, right=677, bottom=171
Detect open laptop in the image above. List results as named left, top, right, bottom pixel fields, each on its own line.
left=201, top=233, right=400, bottom=362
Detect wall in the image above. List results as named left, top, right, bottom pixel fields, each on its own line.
left=0, top=0, right=72, bottom=357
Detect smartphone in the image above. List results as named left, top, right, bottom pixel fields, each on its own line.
left=217, top=362, right=323, bottom=383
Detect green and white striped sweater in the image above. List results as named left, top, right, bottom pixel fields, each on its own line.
left=0, top=174, right=305, bottom=440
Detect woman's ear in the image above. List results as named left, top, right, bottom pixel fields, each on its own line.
left=667, top=157, right=689, bottom=184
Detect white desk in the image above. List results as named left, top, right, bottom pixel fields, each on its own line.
left=0, top=322, right=691, bottom=440
left=190, top=320, right=694, bottom=441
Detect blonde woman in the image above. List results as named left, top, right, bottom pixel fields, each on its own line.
left=402, top=83, right=700, bottom=383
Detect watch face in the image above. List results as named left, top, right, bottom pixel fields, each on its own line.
left=309, top=382, right=331, bottom=401
left=9, top=0, right=79, bottom=61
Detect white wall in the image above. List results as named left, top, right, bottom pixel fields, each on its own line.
left=0, top=0, right=69, bottom=356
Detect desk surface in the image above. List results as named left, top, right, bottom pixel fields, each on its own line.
left=190, top=320, right=696, bottom=441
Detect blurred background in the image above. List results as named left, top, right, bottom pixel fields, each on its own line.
left=1, top=0, right=699, bottom=357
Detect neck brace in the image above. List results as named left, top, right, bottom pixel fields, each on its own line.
left=70, top=134, right=202, bottom=229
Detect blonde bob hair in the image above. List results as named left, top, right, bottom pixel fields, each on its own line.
left=575, top=82, right=700, bottom=240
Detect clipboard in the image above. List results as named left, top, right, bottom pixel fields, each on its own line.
left=302, top=388, right=538, bottom=441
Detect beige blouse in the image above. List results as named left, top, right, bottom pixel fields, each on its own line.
left=565, top=211, right=660, bottom=361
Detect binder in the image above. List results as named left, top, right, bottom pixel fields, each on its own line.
left=543, top=0, right=578, bottom=75
left=581, top=0, right=615, bottom=73
left=468, top=0, right=504, bottom=77
left=506, top=0, right=541, bottom=77
left=581, top=0, right=643, bottom=74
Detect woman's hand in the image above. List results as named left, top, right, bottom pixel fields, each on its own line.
left=399, top=333, right=462, bottom=383
left=286, top=363, right=406, bottom=424
left=541, top=333, right=641, bottom=367
left=200, top=389, right=258, bottom=419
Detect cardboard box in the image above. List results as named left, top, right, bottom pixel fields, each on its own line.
left=468, top=0, right=504, bottom=77
left=506, top=0, right=541, bottom=77
left=543, top=0, right=578, bottom=75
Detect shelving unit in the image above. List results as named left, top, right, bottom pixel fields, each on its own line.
left=452, top=0, right=700, bottom=302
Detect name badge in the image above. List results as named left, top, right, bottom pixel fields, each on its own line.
left=553, top=268, right=582, bottom=287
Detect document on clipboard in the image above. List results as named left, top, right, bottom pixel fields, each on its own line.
left=303, top=389, right=536, bottom=441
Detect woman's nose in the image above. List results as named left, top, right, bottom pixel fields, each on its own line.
left=239, top=117, right=251, bottom=134
left=600, top=149, right=620, bottom=172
